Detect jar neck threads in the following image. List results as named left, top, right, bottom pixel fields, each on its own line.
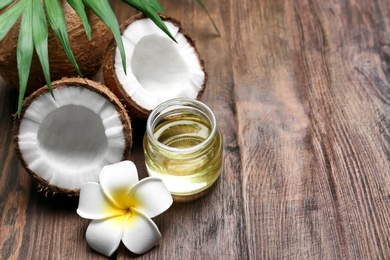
left=146, top=98, right=217, bottom=154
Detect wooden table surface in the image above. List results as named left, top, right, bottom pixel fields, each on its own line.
left=1, top=0, right=389, bottom=259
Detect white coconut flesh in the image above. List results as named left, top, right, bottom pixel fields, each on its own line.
left=115, top=18, right=205, bottom=111
left=17, top=87, right=126, bottom=191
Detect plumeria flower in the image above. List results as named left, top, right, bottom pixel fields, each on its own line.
left=77, top=160, right=173, bottom=256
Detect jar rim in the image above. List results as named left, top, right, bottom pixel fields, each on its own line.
left=146, top=98, right=217, bottom=153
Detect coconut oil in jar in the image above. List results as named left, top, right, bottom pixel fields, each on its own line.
left=144, top=98, right=223, bottom=202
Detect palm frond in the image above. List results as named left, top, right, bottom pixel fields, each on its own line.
left=32, top=0, right=53, bottom=98
left=122, top=0, right=176, bottom=43
left=0, top=0, right=27, bottom=40
left=0, top=0, right=14, bottom=11
left=44, top=0, right=83, bottom=77
left=67, top=0, right=92, bottom=40
left=145, top=0, right=165, bottom=13
left=83, top=0, right=127, bottom=74
left=17, top=0, right=34, bottom=116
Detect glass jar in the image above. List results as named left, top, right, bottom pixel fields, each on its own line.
left=144, top=98, right=223, bottom=202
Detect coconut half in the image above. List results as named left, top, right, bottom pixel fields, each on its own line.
left=103, top=14, right=207, bottom=120
left=13, top=78, right=132, bottom=195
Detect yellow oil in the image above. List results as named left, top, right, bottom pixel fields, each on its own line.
left=144, top=113, right=222, bottom=199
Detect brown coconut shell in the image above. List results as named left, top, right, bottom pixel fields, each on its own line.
left=102, top=13, right=207, bottom=120
left=0, top=1, right=113, bottom=94
left=13, top=77, right=132, bottom=196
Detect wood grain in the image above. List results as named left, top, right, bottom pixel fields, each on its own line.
left=1, top=0, right=389, bottom=259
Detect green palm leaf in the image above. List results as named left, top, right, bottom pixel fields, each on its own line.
left=32, top=0, right=53, bottom=98
left=0, top=0, right=14, bottom=11
left=67, top=0, right=91, bottom=40
left=145, top=0, right=165, bottom=13
left=17, top=0, right=34, bottom=116
left=82, top=0, right=127, bottom=74
left=0, top=0, right=27, bottom=40
left=44, top=0, right=83, bottom=77
left=122, top=0, right=176, bottom=43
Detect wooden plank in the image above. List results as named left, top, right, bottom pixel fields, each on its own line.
left=230, top=0, right=389, bottom=259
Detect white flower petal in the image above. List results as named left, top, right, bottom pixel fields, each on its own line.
left=77, top=183, right=127, bottom=219
left=86, top=214, right=130, bottom=257
left=100, top=161, right=139, bottom=208
left=122, top=208, right=162, bottom=255
left=127, top=177, right=173, bottom=218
